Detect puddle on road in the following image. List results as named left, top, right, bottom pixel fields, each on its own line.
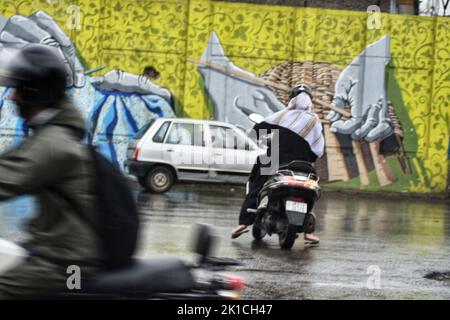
left=424, top=271, right=450, bottom=281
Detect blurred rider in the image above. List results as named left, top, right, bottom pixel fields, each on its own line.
left=0, top=44, right=102, bottom=298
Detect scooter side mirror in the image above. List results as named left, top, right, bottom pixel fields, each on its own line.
left=191, top=223, right=218, bottom=265
left=248, top=113, right=264, bottom=124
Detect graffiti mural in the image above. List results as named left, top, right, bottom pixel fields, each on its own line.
left=193, top=31, right=285, bottom=130
left=0, top=0, right=448, bottom=193
left=0, top=10, right=175, bottom=168
left=194, top=31, right=412, bottom=188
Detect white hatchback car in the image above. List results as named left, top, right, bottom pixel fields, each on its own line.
left=124, top=118, right=265, bottom=192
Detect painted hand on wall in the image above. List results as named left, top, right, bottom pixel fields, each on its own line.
left=90, top=69, right=172, bottom=104
left=233, top=87, right=285, bottom=123
left=198, top=32, right=285, bottom=130
left=0, top=11, right=85, bottom=87
left=326, top=36, right=394, bottom=142
left=327, top=75, right=393, bottom=142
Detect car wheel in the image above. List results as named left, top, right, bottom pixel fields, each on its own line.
left=145, top=166, right=174, bottom=193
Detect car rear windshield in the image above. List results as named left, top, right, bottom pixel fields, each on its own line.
left=134, top=119, right=156, bottom=139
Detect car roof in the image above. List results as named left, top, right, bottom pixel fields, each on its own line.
left=154, top=117, right=239, bottom=128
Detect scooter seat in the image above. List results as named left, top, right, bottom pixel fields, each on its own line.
left=82, top=256, right=195, bottom=295
left=43, top=256, right=195, bottom=299
left=278, top=160, right=316, bottom=174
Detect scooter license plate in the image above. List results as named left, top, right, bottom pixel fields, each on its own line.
left=286, top=201, right=307, bottom=213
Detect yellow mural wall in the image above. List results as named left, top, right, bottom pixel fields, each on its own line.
left=0, top=0, right=449, bottom=193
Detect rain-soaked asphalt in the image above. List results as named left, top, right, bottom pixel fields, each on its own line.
left=0, top=183, right=449, bottom=299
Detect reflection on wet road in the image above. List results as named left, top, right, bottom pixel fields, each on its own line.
left=135, top=184, right=450, bottom=299
left=1, top=183, right=449, bottom=299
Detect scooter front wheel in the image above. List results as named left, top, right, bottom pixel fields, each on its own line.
left=278, top=224, right=297, bottom=249
left=252, top=223, right=267, bottom=240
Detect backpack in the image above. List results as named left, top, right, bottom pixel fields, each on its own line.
left=52, top=125, right=139, bottom=270
left=87, top=145, right=140, bottom=270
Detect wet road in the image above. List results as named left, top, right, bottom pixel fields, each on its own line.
left=1, top=184, right=449, bottom=299
left=136, top=184, right=450, bottom=299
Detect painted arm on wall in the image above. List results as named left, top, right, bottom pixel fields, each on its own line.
left=326, top=36, right=394, bottom=142
left=90, top=69, right=172, bottom=103
left=0, top=11, right=85, bottom=87
left=233, top=87, right=285, bottom=116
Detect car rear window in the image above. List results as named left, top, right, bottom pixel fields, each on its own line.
left=134, top=119, right=155, bottom=139
left=153, top=121, right=171, bottom=143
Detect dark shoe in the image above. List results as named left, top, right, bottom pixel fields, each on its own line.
left=304, top=233, right=320, bottom=245
left=231, top=225, right=249, bottom=239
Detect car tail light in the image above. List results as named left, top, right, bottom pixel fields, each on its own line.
left=133, top=147, right=140, bottom=160
left=290, top=197, right=304, bottom=202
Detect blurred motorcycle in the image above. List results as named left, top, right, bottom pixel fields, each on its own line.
left=4, top=224, right=245, bottom=300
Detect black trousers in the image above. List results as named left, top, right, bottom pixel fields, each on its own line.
left=238, top=162, right=270, bottom=226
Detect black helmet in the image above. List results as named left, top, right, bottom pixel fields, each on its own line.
left=0, top=44, right=67, bottom=106
left=289, top=83, right=313, bottom=100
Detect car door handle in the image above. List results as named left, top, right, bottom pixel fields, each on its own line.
left=167, top=149, right=174, bottom=152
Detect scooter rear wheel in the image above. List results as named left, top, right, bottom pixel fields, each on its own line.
left=278, top=224, right=297, bottom=249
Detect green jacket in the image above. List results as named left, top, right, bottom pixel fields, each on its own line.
left=0, top=99, right=102, bottom=266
